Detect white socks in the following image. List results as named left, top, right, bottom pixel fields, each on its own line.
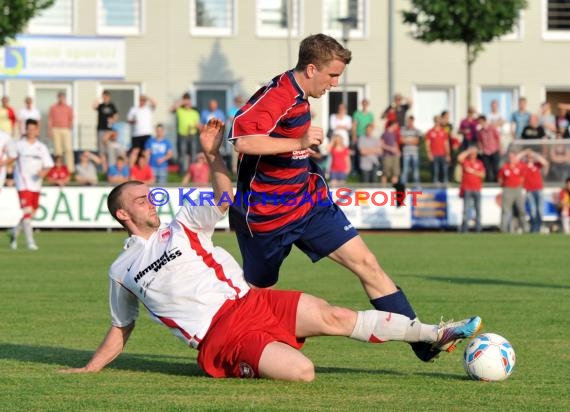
left=22, top=218, right=35, bottom=246
left=350, top=310, right=438, bottom=343
left=563, top=216, right=569, bottom=234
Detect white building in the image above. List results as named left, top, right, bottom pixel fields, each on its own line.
left=0, top=0, right=568, bottom=150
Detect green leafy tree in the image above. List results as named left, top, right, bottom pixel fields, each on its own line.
left=402, top=0, right=527, bottom=107
left=0, top=0, right=55, bottom=46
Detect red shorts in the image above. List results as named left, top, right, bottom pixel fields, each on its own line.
left=197, top=289, right=303, bottom=378
left=18, top=190, right=40, bottom=210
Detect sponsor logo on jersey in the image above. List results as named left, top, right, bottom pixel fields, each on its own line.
left=134, top=247, right=182, bottom=284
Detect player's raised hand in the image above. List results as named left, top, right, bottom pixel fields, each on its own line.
left=199, top=118, right=225, bottom=157
left=301, top=126, right=324, bottom=150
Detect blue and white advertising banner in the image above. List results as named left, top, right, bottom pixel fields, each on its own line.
left=0, top=36, right=125, bottom=80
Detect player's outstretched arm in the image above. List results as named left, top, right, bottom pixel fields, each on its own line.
left=200, top=118, right=233, bottom=213
left=233, top=126, right=323, bottom=155
left=60, top=323, right=135, bottom=373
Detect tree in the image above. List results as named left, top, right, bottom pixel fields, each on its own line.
left=402, top=0, right=527, bottom=107
left=0, top=0, right=55, bottom=47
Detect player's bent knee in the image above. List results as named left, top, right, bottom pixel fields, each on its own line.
left=295, top=358, right=315, bottom=382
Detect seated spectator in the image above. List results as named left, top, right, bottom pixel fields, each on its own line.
left=75, top=151, right=101, bottom=186
left=559, top=178, right=570, bottom=234
left=145, top=123, right=173, bottom=184
left=182, top=152, right=210, bottom=186
left=107, top=156, right=130, bottom=184
left=549, top=133, right=570, bottom=182
left=328, top=134, right=350, bottom=187
left=130, top=154, right=154, bottom=184
left=358, top=123, right=382, bottom=183
left=46, top=155, right=71, bottom=187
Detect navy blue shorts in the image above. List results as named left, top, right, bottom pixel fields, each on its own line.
left=237, top=203, right=359, bottom=288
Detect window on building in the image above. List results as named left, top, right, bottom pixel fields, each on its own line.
left=543, top=0, right=570, bottom=39
left=256, top=0, right=300, bottom=37
left=413, top=86, right=455, bottom=132
left=28, top=0, right=73, bottom=34
left=32, top=83, right=74, bottom=149
left=323, top=0, right=366, bottom=39
left=96, top=84, right=140, bottom=150
left=190, top=0, right=235, bottom=36
left=97, top=0, right=142, bottom=35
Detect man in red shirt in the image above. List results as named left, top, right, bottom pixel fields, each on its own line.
left=520, top=149, right=549, bottom=233
left=498, top=151, right=527, bottom=233
left=425, top=115, right=450, bottom=184
left=48, top=92, right=75, bottom=173
left=457, top=146, right=485, bottom=232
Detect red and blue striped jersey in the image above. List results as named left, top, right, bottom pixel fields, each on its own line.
left=228, top=70, right=329, bottom=235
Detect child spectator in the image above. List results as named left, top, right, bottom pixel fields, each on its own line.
left=46, top=155, right=70, bottom=187
left=144, top=123, right=173, bottom=184
left=107, top=156, right=130, bottom=184
left=328, top=134, right=350, bottom=187
left=182, top=152, right=210, bottom=185
left=130, top=154, right=154, bottom=184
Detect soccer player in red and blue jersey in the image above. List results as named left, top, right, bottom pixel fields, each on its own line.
left=229, top=34, right=466, bottom=362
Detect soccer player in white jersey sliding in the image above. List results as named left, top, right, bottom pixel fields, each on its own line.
left=7, top=119, right=53, bottom=250
left=61, top=119, right=481, bottom=381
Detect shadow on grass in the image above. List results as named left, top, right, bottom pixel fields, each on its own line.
left=0, top=343, right=203, bottom=376
left=400, top=274, right=569, bottom=290
left=316, top=366, right=406, bottom=376
left=416, top=371, right=470, bottom=381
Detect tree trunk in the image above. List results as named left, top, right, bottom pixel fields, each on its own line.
left=466, top=43, right=472, bottom=110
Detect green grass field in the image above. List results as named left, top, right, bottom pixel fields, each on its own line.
left=1, top=231, right=569, bottom=411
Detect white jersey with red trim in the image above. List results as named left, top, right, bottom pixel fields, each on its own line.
left=0, top=130, right=10, bottom=187
left=8, top=138, right=53, bottom=192
left=109, top=204, right=250, bottom=349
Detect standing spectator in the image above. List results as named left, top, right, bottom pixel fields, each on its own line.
left=498, top=151, right=527, bottom=233
left=380, top=121, right=401, bottom=185
left=549, top=133, right=570, bottom=181
left=144, top=124, right=173, bottom=184
left=521, top=149, right=549, bottom=233
left=329, top=103, right=352, bottom=147
left=559, top=178, right=570, bottom=234
left=0, top=96, right=17, bottom=137
left=18, top=97, right=41, bottom=136
left=476, top=115, right=501, bottom=182
left=75, top=151, right=101, bottom=186
left=520, top=114, right=546, bottom=140
left=487, top=99, right=509, bottom=152
left=46, top=155, right=71, bottom=187
left=107, top=156, right=130, bottom=184
left=457, top=146, right=485, bottom=233
left=328, top=134, right=350, bottom=187
left=48, top=92, right=75, bottom=172
left=102, top=115, right=127, bottom=171
left=381, top=93, right=412, bottom=128
left=555, top=105, right=570, bottom=138
left=425, top=116, right=450, bottom=184
left=459, top=107, right=479, bottom=150
left=440, top=110, right=460, bottom=182
left=182, top=152, right=210, bottom=185
left=352, top=99, right=374, bottom=143
left=400, top=116, right=422, bottom=186
left=130, top=154, right=154, bottom=184
left=127, top=95, right=156, bottom=164
left=201, top=99, right=226, bottom=125
left=538, top=102, right=557, bottom=139
left=357, top=123, right=382, bottom=183
left=93, top=90, right=118, bottom=158
left=510, top=97, right=530, bottom=140
left=7, top=119, right=53, bottom=250
left=171, top=93, right=201, bottom=174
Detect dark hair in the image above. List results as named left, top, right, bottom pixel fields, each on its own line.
left=566, top=177, right=570, bottom=184
left=478, top=115, right=487, bottom=121
left=102, top=90, right=111, bottom=96
left=441, top=110, right=448, bottom=117
left=26, top=118, right=38, bottom=128
left=107, top=180, right=144, bottom=226
left=295, top=34, right=352, bottom=71
left=182, top=92, right=191, bottom=99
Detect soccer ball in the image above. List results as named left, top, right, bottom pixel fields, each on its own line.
left=463, top=333, right=516, bottom=381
